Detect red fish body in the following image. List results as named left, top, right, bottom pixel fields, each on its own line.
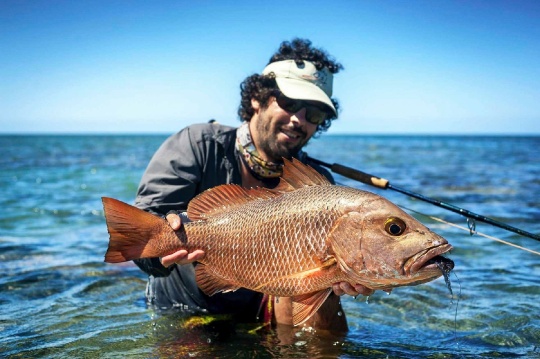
left=103, top=159, right=453, bottom=325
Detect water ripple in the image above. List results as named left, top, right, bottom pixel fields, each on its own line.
left=1, top=135, right=539, bottom=358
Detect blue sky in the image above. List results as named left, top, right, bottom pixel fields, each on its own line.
left=1, top=0, right=539, bottom=134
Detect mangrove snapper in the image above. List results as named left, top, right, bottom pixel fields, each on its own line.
left=102, top=159, right=454, bottom=325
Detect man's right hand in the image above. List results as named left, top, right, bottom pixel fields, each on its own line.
left=160, top=213, right=205, bottom=267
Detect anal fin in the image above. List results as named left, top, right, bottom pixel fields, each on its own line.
left=292, top=288, right=333, bottom=326
left=195, top=263, right=240, bottom=296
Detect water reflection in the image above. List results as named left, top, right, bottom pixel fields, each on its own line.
left=149, top=313, right=355, bottom=358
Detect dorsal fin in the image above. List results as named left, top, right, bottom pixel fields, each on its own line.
left=187, top=184, right=277, bottom=221
left=273, top=158, right=331, bottom=192
left=187, top=159, right=330, bottom=220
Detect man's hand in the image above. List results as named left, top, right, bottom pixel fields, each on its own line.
left=332, top=282, right=374, bottom=297
left=160, top=213, right=205, bottom=267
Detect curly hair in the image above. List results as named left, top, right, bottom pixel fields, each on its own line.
left=238, top=38, right=343, bottom=134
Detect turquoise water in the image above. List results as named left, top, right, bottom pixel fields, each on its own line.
left=1, top=134, right=539, bottom=358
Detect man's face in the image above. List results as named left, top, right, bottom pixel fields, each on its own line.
left=250, top=97, right=319, bottom=163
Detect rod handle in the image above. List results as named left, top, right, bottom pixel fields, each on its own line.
left=330, top=163, right=389, bottom=189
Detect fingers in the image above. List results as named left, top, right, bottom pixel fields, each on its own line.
left=166, top=213, right=182, bottom=231
left=160, top=249, right=205, bottom=267
left=353, top=284, right=375, bottom=297
left=332, top=282, right=375, bottom=297
left=162, top=213, right=203, bottom=267
left=332, top=282, right=355, bottom=296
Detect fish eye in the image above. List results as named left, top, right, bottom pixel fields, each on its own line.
left=384, top=217, right=406, bottom=236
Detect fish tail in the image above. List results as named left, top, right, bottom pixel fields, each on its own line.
left=102, top=197, right=182, bottom=263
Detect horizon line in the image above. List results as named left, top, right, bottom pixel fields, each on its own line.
left=1, top=131, right=539, bottom=137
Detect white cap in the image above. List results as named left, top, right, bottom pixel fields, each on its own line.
left=262, top=60, right=336, bottom=116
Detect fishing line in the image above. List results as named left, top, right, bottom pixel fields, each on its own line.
left=450, top=270, right=462, bottom=348
left=403, top=207, right=464, bottom=343
left=401, top=205, right=540, bottom=256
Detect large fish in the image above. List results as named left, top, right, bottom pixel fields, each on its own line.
left=102, top=159, right=453, bottom=325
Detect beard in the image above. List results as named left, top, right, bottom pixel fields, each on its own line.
left=253, top=113, right=310, bottom=163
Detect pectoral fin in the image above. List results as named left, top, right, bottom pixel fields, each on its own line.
left=195, top=264, right=240, bottom=296
left=292, top=288, right=333, bottom=326
left=252, top=257, right=337, bottom=292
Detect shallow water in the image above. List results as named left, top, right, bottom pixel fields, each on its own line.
left=1, top=134, right=539, bottom=358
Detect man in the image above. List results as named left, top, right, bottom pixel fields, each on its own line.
left=133, top=38, right=372, bottom=331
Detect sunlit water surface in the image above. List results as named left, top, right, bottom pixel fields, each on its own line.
left=1, top=134, right=539, bottom=358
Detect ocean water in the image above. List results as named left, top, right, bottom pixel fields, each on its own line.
left=1, top=133, right=539, bottom=358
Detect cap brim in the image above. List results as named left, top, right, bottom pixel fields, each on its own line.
left=275, top=78, right=337, bottom=116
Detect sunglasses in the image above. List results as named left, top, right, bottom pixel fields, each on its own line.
left=275, top=94, right=331, bottom=125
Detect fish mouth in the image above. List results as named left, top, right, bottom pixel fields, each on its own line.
left=405, top=244, right=454, bottom=276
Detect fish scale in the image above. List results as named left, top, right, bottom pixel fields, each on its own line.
left=182, top=185, right=359, bottom=296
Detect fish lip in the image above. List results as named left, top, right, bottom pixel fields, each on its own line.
left=405, top=244, right=453, bottom=275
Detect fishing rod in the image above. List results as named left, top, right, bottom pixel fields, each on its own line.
left=307, top=156, right=540, bottom=242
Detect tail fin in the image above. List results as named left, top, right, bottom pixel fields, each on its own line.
left=102, top=197, right=172, bottom=263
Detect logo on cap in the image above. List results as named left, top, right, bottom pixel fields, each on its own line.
left=301, top=70, right=328, bottom=89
